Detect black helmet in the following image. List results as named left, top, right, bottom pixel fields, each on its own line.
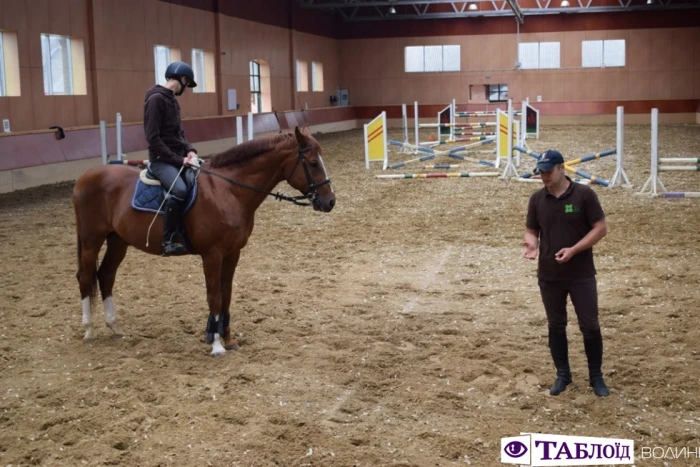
left=165, top=61, right=197, bottom=88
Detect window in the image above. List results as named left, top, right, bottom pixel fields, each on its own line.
left=0, top=33, right=5, bottom=96
left=404, top=45, right=460, bottom=73
left=582, top=40, right=625, bottom=68
left=518, top=42, right=561, bottom=70
left=296, top=60, right=308, bottom=92
left=41, top=34, right=72, bottom=95
left=250, top=59, right=271, bottom=113
left=154, top=45, right=181, bottom=86
left=40, top=33, right=86, bottom=96
left=0, top=31, right=20, bottom=96
left=154, top=45, right=171, bottom=86
left=192, top=49, right=205, bottom=92
left=489, top=84, right=508, bottom=102
left=250, top=60, right=261, bottom=113
left=311, top=61, right=323, bottom=92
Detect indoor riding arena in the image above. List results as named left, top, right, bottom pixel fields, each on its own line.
left=1, top=1, right=699, bottom=466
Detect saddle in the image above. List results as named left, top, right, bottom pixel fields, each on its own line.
left=130, top=165, right=198, bottom=215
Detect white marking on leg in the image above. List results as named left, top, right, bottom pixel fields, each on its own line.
left=103, top=296, right=124, bottom=336
left=211, top=334, right=226, bottom=357
left=82, top=297, right=95, bottom=340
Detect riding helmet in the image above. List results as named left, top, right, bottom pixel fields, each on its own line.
left=165, top=61, right=197, bottom=88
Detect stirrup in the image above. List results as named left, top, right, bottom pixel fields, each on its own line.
left=161, top=240, right=187, bottom=256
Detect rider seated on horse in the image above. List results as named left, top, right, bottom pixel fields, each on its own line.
left=143, top=60, right=200, bottom=256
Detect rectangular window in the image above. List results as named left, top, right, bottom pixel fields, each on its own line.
left=404, top=45, right=461, bottom=73
left=442, top=45, right=460, bottom=72
left=192, top=49, right=205, bottom=92
left=41, top=34, right=72, bottom=95
left=518, top=42, right=561, bottom=70
left=539, top=42, right=560, bottom=69
left=582, top=40, right=625, bottom=68
left=0, top=33, right=5, bottom=96
left=296, top=60, right=308, bottom=92
left=0, top=31, right=21, bottom=96
left=312, top=61, right=323, bottom=92
left=154, top=45, right=171, bottom=86
left=405, top=46, right=424, bottom=73
left=488, top=84, right=508, bottom=102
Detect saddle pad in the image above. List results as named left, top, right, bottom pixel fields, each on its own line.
left=130, top=178, right=198, bottom=215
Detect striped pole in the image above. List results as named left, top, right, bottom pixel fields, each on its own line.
left=565, top=149, right=616, bottom=167
left=423, top=164, right=462, bottom=169
left=388, top=154, right=436, bottom=170
left=654, top=192, right=700, bottom=198
left=376, top=172, right=500, bottom=179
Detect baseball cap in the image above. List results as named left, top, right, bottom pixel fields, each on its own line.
left=535, top=149, right=565, bottom=171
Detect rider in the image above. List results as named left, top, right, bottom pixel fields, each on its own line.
left=143, top=61, right=199, bottom=256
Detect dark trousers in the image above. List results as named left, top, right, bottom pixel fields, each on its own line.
left=149, top=161, right=187, bottom=201
left=538, top=276, right=599, bottom=339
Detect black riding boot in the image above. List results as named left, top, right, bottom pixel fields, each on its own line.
left=549, top=328, right=572, bottom=395
left=161, top=195, right=187, bottom=256
left=584, top=331, right=609, bottom=397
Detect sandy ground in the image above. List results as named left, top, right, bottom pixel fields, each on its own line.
left=0, top=121, right=699, bottom=466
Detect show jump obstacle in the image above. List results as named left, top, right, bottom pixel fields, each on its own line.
left=366, top=99, right=527, bottom=177
left=508, top=106, right=631, bottom=188
left=637, top=108, right=700, bottom=198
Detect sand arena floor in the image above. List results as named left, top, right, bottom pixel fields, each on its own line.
left=0, top=122, right=699, bottom=466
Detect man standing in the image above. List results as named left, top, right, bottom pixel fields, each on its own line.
left=144, top=61, right=199, bottom=256
left=522, top=150, right=610, bottom=397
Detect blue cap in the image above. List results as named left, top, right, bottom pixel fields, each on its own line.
left=536, top=150, right=565, bottom=171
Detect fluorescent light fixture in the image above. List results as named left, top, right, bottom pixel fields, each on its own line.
left=468, top=3, right=478, bottom=10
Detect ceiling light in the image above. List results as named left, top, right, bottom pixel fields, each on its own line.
left=468, top=3, right=478, bottom=10
left=560, top=0, right=570, bottom=6
left=389, top=6, right=397, bottom=14
left=646, top=0, right=653, bottom=4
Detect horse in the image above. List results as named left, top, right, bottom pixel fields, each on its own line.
left=72, top=126, right=335, bottom=356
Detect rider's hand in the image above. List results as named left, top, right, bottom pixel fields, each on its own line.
left=183, top=152, right=199, bottom=168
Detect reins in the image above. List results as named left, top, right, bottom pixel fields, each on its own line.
left=196, top=146, right=331, bottom=207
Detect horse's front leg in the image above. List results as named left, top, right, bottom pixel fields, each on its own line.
left=220, top=252, right=241, bottom=351
left=202, top=253, right=226, bottom=357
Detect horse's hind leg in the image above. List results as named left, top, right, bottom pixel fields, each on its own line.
left=77, top=235, right=104, bottom=340
left=97, top=233, right=129, bottom=337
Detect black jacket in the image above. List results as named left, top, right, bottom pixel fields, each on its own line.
left=143, top=85, right=196, bottom=166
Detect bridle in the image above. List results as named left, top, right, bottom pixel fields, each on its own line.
left=196, top=145, right=331, bottom=207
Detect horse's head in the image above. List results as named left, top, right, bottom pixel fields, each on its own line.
left=286, top=126, right=335, bottom=212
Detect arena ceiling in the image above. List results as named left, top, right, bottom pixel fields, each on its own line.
left=296, top=0, right=700, bottom=22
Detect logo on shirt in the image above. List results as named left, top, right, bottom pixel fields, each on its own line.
left=564, top=204, right=581, bottom=213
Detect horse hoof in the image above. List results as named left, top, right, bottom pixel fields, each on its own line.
left=83, top=329, right=96, bottom=341
left=224, top=342, right=240, bottom=351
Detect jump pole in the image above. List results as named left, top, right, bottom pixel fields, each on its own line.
left=376, top=172, right=500, bottom=179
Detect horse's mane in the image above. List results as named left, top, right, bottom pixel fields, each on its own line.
left=210, top=132, right=297, bottom=168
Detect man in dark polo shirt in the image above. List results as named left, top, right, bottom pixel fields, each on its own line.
left=522, top=149, right=610, bottom=397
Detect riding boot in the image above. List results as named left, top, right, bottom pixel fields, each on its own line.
left=549, top=328, right=572, bottom=396
left=584, top=331, right=609, bottom=397
left=161, top=195, right=187, bottom=256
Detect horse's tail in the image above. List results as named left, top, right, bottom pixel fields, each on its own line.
left=76, top=234, right=98, bottom=307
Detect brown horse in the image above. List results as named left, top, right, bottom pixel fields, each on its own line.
left=72, top=126, right=335, bottom=356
